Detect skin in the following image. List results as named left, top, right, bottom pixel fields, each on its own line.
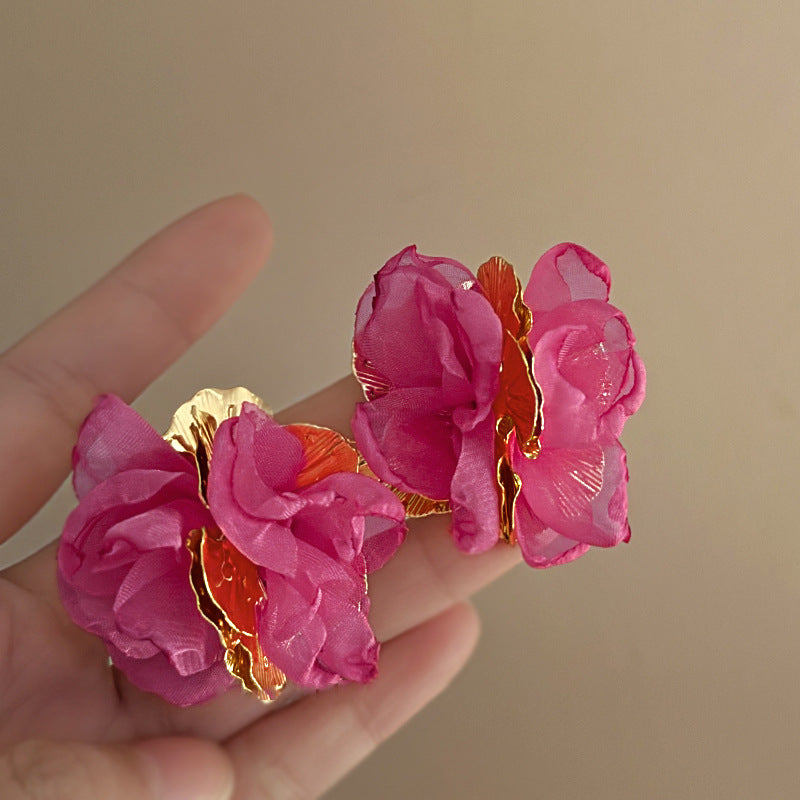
left=0, top=195, right=521, bottom=800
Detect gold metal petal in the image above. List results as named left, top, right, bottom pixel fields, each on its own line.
left=477, top=258, right=544, bottom=543
left=187, top=527, right=286, bottom=702
left=497, top=454, right=522, bottom=545
left=393, top=490, right=451, bottom=518
left=497, top=329, right=543, bottom=459
left=477, top=255, right=532, bottom=339
left=163, top=387, right=270, bottom=504
left=285, top=424, right=360, bottom=486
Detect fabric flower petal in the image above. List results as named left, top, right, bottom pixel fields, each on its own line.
left=208, top=409, right=300, bottom=575
left=106, top=644, right=234, bottom=707
left=72, top=394, right=196, bottom=499
left=312, top=591, right=379, bottom=684
left=531, top=301, right=645, bottom=447
left=256, top=545, right=379, bottom=688
left=352, top=388, right=459, bottom=499
left=449, top=413, right=501, bottom=554
left=58, top=471, right=211, bottom=597
left=255, top=572, right=328, bottom=687
left=112, top=548, right=221, bottom=673
left=524, top=243, right=611, bottom=313
left=355, top=248, right=478, bottom=391
left=513, top=436, right=631, bottom=549
left=513, top=495, right=591, bottom=568
left=292, top=471, right=406, bottom=571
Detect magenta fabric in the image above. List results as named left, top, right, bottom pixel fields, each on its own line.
left=58, top=396, right=406, bottom=705
left=513, top=244, right=645, bottom=567
left=352, top=243, right=646, bottom=568
left=352, top=246, right=503, bottom=553
left=58, top=396, right=231, bottom=706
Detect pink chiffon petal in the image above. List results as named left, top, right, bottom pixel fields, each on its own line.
left=73, top=395, right=195, bottom=499
left=208, top=413, right=300, bottom=574
left=103, top=497, right=212, bottom=553
left=112, top=549, right=221, bottom=673
left=285, top=526, right=362, bottom=593
left=211, top=406, right=306, bottom=519
left=603, top=348, right=647, bottom=437
left=256, top=554, right=378, bottom=689
left=106, top=643, right=234, bottom=707
left=449, top=415, right=502, bottom=554
left=313, top=592, right=379, bottom=684
left=290, top=473, right=405, bottom=573
left=513, top=437, right=630, bottom=548
left=514, top=494, right=591, bottom=568
left=352, top=389, right=459, bottom=499
left=530, top=300, right=644, bottom=448
left=525, top=243, right=611, bottom=313
left=395, top=245, right=477, bottom=287
left=256, top=574, right=328, bottom=687
left=58, top=471, right=207, bottom=596
left=362, top=514, right=407, bottom=572
left=533, top=326, right=602, bottom=449
left=356, top=253, right=475, bottom=390
left=57, top=577, right=156, bottom=654
left=236, top=402, right=305, bottom=492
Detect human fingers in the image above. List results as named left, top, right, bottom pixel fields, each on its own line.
left=0, top=736, right=233, bottom=800
left=0, top=194, right=272, bottom=541
left=226, top=602, right=479, bottom=800
left=368, top=514, right=520, bottom=640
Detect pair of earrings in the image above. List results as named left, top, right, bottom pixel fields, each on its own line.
left=58, top=243, right=644, bottom=706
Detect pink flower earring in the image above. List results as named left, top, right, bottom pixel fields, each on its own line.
left=58, top=388, right=406, bottom=706
left=352, top=244, right=645, bottom=568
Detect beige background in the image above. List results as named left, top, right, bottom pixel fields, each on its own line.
left=2, top=2, right=799, bottom=798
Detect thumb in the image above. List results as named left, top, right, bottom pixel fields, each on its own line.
left=0, top=737, right=234, bottom=800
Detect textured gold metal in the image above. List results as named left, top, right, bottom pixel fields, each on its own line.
left=394, top=490, right=451, bottom=517
left=187, top=527, right=286, bottom=702
left=286, top=423, right=361, bottom=486
left=164, top=387, right=270, bottom=504
left=477, top=257, right=544, bottom=543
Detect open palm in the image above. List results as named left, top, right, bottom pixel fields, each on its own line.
left=0, top=196, right=520, bottom=800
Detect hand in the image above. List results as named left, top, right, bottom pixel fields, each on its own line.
left=0, top=196, right=520, bottom=800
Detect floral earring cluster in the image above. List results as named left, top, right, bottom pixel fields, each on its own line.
left=352, top=244, right=645, bottom=568
left=58, top=242, right=644, bottom=707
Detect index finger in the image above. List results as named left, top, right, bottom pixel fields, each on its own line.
left=0, top=195, right=272, bottom=542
